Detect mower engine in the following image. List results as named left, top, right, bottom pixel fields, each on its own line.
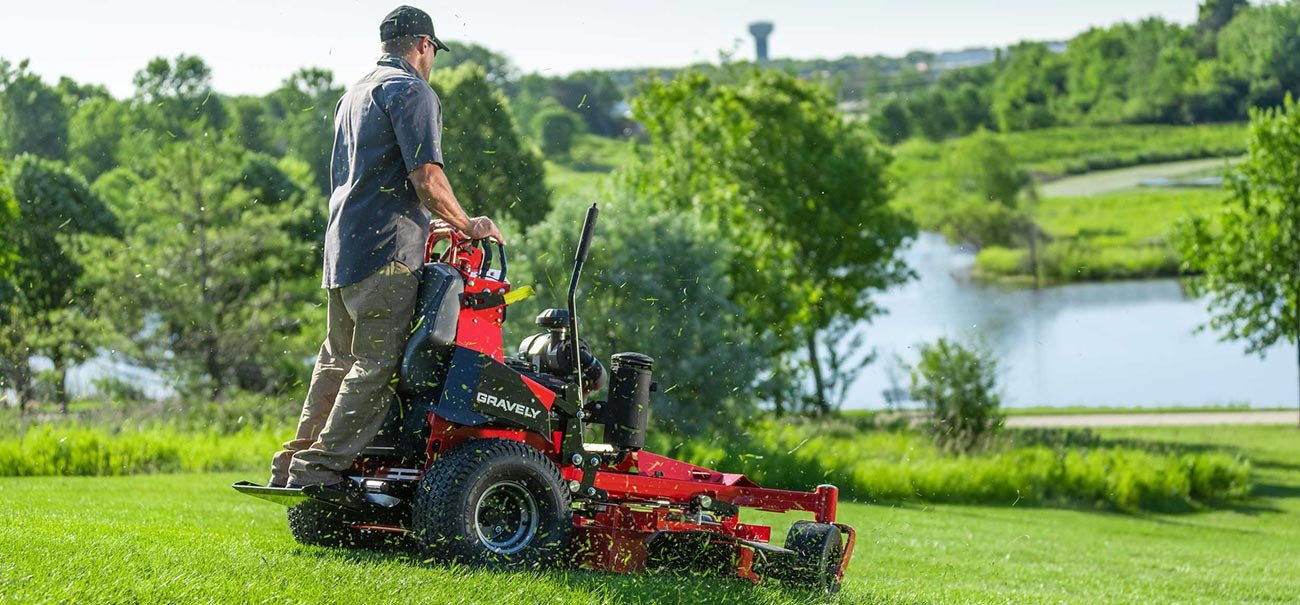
left=233, top=204, right=855, bottom=592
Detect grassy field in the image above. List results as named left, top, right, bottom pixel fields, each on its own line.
left=0, top=424, right=1295, bottom=604
left=544, top=134, right=633, bottom=201
left=893, top=123, right=1248, bottom=181
left=974, top=187, right=1226, bottom=282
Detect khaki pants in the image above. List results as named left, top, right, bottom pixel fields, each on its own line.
left=270, top=261, right=419, bottom=487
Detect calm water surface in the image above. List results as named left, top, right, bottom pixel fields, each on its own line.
left=845, top=233, right=1298, bottom=410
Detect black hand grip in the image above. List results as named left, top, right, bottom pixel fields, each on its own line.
left=575, top=203, right=599, bottom=263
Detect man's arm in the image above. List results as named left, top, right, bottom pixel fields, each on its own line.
left=409, top=163, right=505, bottom=244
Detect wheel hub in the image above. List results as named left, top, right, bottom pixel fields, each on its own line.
left=474, top=480, right=539, bottom=555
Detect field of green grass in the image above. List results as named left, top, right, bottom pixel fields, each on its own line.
left=1, top=424, right=1295, bottom=604
left=544, top=134, right=634, bottom=201
left=893, top=123, right=1248, bottom=181
left=974, top=187, right=1226, bottom=282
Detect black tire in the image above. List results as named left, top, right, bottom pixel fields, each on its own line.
left=287, top=500, right=370, bottom=548
left=411, top=438, right=572, bottom=568
left=781, top=521, right=844, bottom=593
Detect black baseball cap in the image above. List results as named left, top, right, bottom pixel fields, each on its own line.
left=380, top=5, right=450, bottom=52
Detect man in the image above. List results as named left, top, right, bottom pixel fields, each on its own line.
left=269, top=5, right=504, bottom=492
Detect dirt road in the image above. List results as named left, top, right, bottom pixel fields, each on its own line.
left=1005, top=410, right=1296, bottom=428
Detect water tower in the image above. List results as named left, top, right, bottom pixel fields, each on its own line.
left=749, top=21, right=774, bottom=62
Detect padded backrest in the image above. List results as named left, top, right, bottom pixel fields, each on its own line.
left=397, top=263, right=464, bottom=397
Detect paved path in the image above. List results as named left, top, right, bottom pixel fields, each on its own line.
left=1006, top=410, right=1297, bottom=428
left=1040, top=156, right=1241, bottom=197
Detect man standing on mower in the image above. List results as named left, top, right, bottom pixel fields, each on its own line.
left=269, top=5, right=505, bottom=493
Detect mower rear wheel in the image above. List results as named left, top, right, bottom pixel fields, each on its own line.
left=286, top=500, right=372, bottom=548
left=781, top=521, right=844, bottom=593
left=411, top=438, right=572, bottom=568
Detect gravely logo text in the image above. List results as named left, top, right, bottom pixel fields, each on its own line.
left=476, top=392, right=542, bottom=419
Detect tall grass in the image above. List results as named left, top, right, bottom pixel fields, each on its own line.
left=649, top=419, right=1252, bottom=512
left=0, top=424, right=280, bottom=476
left=0, top=402, right=1252, bottom=512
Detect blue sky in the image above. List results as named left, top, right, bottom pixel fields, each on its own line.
left=0, top=0, right=1200, bottom=96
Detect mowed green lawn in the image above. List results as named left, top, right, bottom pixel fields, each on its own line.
left=1, top=425, right=1297, bottom=604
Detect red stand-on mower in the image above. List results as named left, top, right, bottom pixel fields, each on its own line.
left=234, top=204, right=855, bottom=590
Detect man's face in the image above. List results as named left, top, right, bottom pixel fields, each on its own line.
left=413, top=36, right=438, bottom=80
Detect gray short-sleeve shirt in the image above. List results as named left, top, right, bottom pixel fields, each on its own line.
left=322, top=54, right=443, bottom=289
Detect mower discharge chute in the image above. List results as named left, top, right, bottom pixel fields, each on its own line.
left=234, top=204, right=856, bottom=590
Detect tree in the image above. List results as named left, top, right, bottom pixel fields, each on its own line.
left=1216, top=2, right=1300, bottom=110
left=508, top=194, right=766, bottom=433
left=909, top=337, right=1003, bottom=453
left=131, top=55, right=228, bottom=138
left=263, top=68, right=343, bottom=194
left=432, top=64, right=551, bottom=228
left=0, top=156, right=119, bottom=411
left=0, top=59, right=69, bottom=161
left=1197, top=0, right=1248, bottom=45
left=991, top=42, right=1067, bottom=131
left=0, top=160, right=20, bottom=407
left=88, top=141, right=317, bottom=398
left=435, top=41, right=518, bottom=90
left=530, top=101, right=586, bottom=157
left=1178, top=96, right=1300, bottom=426
left=919, top=130, right=1032, bottom=249
left=869, top=97, right=911, bottom=144
left=622, top=68, right=915, bottom=415
left=66, top=95, right=131, bottom=182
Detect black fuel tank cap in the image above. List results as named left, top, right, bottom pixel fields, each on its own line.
left=611, top=352, right=654, bottom=370
left=535, top=308, right=569, bottom=329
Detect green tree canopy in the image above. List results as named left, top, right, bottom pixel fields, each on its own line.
left=88, top=141, right=318, bottom=397
left=992, top=42, right=1067, bottom=131
left=131, top=54, right=227, bottom=138
left=530, top=100, right=586, bottom=157
left=509, top=194, right=765, bottom=433
left=263, top=68, right=343, bottom=194
left=0, top=156, right=119, bottom=409
left=432, top=64, right=551, bottom=228
left=622, top=68, right=914, bottom=413
left=1179, top=96, right=1300, bottom=415
left=0, top=59, right=69, bottom=161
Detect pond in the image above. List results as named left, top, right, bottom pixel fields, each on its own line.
left=844, top=233, right=1298, bottom=410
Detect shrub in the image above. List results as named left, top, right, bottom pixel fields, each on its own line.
left=530, top=101, right=586, bottom=157
left=909, top=338, right=1004, bottom=452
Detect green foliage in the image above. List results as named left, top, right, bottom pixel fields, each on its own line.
left=908, top=130, right=1032, bottom=248
left=260, top=68, right=343, bottom=194
left=868, top=97, right=911, bottom=144
left=0, top=157, right=119, bottom=408
left=87, top=141, right=319, bottom=397
left=1179, top=96, right=1300, bottom=362
left=623, top=68, right=914, bottom=413
left=1216, top=2, right=1300, bottom=110
left=513, top=71, right=625, bottom=137
left=66, top=95, right=131, bottom=181
left=992, top=42, right=1067, bottom=131
left=435, top=41, right=518, bottom=89
left=0, top=59, right=68, bottom=160
left=432, top=64, right=551, bottom=227
left=131, top=54, right=227, bottom=137
left=530, top=101, right=586, bottom=157
left=651, top=419, right=1250, bottom=511
left=908, top=338, right=1004, bottom=453
left=509, top=194, right=764, bottom=433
